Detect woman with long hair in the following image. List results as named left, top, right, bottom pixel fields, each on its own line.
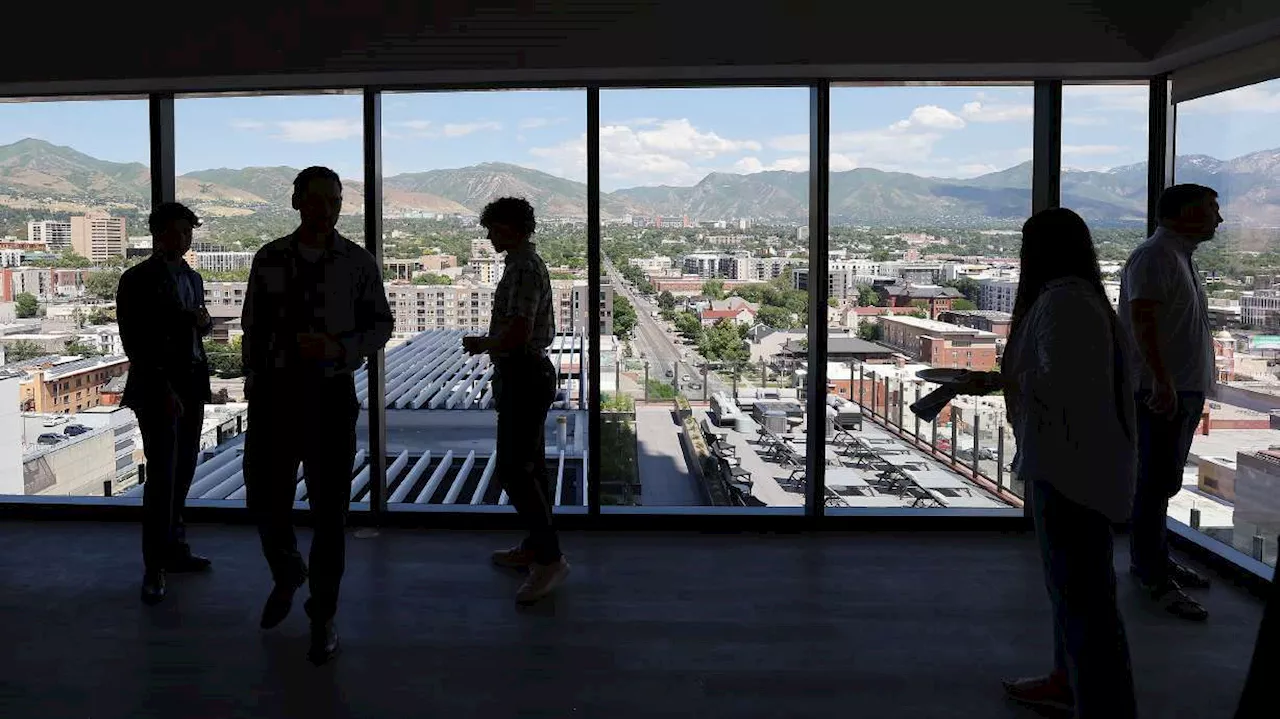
left=999, top=208, right=1138, bottom=718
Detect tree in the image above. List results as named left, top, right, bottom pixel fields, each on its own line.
left=702, top=279, right=726, bottom=300
left=908, top=309, right=928, bottom=319
left=952, top=298, right=977, bottom=311
left=64, top=338, right=103, bottom=357
left=857, top=322, right=883, bottom=341
left=86, top=307, right=116, bottom=325
left=14, top=292, right=38, bottom=318
left=83, top=269, right=122, bottom=300
left=827, top=296, right=840, bottom=307
left=698, top=319, right=750, bottom=364
left=673, top=310, right=703, bottom=341
left=412, top=273, right=453, bottom=285
left=757, top=305, right=792, bottom=329
left=613, top=295, right=637, bottom=339
left=944, top=277, right=982, bottom=303
left=657, top=291, right=676, bottom=311
left=645, top=379, right=678, bottom=400
left=205, top=336, right=244, bottom=378
left=855, top=284, right=881, bottom=307
left=4, top=340, right=46, bottom=362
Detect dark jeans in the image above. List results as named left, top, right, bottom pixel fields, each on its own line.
left=1130, top=390, right=1205, bottom=586
left=244, top=374, right=359, bottom=622
left=1032, top=479, right=1136, bottom=719
left=493, top=355, right=560, bottom=564
left=1236, top=566, right=1280, bottom=718
left=137, top=396, right=205, bottom=572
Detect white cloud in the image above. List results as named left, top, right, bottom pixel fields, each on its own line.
left=732, top=156, right=809, bottom=173
left=1062, top=144, right=1125, bottom=156
left=961, top=100, right=1034, bottom=123
left=893, top=105, right=966, bottom=130
left=829, top=153, right=859, bottom=172
left=230, top=119, right=266, bottom=131
left=398, top=120, right=433, bottom=131
left=442, top=121, right=503, bottom=137
left=1180, top=82, right=1280, bottom=114
left=531, top=118, right=763, bottom=186
left=272, top=119, right=362, bottom=143
left=955, top=163, right=999, bottom=176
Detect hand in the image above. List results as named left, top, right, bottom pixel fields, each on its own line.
left=461, top=335, right=488, bottom=355
left=162, top=389, right=185, bottom=418
left=1147, top=375, right=1178, bottom=416
left=297, top=332, right=343, bottom=361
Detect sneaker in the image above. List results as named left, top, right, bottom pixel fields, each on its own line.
left=491, top=546, right=536, bottom=570
left=1170, top=561, right=1211, bottom=590
left=1002, top=673, right=1073, bottom=713
left=515, top=558, right=570, bottom=605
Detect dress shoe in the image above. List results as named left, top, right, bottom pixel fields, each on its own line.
left=166, top=552, right=212, bottom=573
left=141, top=570, right=166, bottom=605
left=308, top=620, right=340, bottom=665
left=260, top=579, right=304, bottom=629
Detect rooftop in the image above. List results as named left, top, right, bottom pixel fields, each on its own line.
left=880, top=315, right=998, bottom=338
left=40, top=354, right=128, bottom=381
left=884, top=284, right=964, bottom=300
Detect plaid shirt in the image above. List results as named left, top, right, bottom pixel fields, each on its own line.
left=489, top=243, right=555, bottom=358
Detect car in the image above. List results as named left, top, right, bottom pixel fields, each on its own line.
left=681, top=375, right=691, bottom=382
left=689, top=382, right=703, bottom=391
left=37, top=433, right=64, bottom=446
left=665, top=369, right=674, bottom=378
left=64, top=424, right=90, bottom=436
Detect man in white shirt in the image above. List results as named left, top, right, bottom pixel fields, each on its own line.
left=1117, top=183, right=1222, bottom=621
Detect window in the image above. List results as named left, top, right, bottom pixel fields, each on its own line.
left=597, top=87, right=810, bottom=511
left=164, top=91, right=365, bottom=506
left=378, top=89, right=588, bottom=511
left=1062, top=84, right=1150, bottom=263
left=1174, top=77, right=1280, bottom=567
left=830, top=84, right=1033, bottom=510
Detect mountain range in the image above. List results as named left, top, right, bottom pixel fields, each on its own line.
left=0, top=137, right=1277, bottom=228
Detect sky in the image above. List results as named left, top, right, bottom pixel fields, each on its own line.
left=0, top=79, right=1277, bottom=191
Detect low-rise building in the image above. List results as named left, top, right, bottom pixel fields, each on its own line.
left=935, top=309, right=1013, bottom=338
left=19, top=355, right=129, bottom=414
left=879, top=315, right=998, bottom=370
left=879, top=284, right=963, bottom=319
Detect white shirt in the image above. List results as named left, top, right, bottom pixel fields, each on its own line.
left=1005, top=277, right=1137, bottom=521
left=1117, top=227, right=1215, bottom=394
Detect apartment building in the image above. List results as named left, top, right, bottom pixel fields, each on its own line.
left=194, top=251, right=256, bottom=273
left=386, top=280, right=615, bottom=338
left=467, top=238, right=503, bottom=285
left=2, top=267, right=87, bottom=301
left=19, top=355, right=130, bottom=414
left=27, top=220, right=71, bottom=251
left=628, top=256, right=674, bottom=274
left=879, top=315, right=998, bottom=371
left=419, top=254, right=457, bottom=272
left=978, top=278, right=1019, bottom=314
left=1242, top=290, right=1280, bottom=332
left=935, top=309, right=1013, bottom=339
left=70, top=213, right=127, bottom=262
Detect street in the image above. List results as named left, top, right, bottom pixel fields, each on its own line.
left=604, top=259, right=732, bottom=401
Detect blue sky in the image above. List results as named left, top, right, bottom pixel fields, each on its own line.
left=0, top=79, right=1276, bottom=191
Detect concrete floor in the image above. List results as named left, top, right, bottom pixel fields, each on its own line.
left=0, top=521, right=1265, bottom=719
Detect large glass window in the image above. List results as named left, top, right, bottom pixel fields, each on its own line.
left=595, top=87, right=810, bottom=510
left=0, top=98, right=150, bottom=498
left=1174, top=77, right=1280, bottom=566
left=378, top=89, right=588, bottom=511
left=825, top=84, right=1032, bottom=511
left=145, top=91, right=367, bottom=507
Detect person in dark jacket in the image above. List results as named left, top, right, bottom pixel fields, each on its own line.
left=241, top=166, right=393, bottom=665
left=116, top=201, right=214, bottom=605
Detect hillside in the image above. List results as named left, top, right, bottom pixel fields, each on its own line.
left=0, top=137, right=1276, bottom=230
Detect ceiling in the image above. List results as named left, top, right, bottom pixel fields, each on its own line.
left=3, top=0, right=1279, bottom=93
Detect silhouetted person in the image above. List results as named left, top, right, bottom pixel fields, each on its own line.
left=1236, top=567, right=1280, bottom=718
left=999, top=208, right=1137, bottom=718
left=463, top=197, right=568, bottom=604
left=1118, top=183, right=1222, bottom=621
left=117, top=202, right=214, bottom=605
left=241, top=166, right=393, bottom=664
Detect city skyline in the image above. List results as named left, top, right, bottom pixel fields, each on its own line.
left=0, top=81, right=1275, bottom=193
